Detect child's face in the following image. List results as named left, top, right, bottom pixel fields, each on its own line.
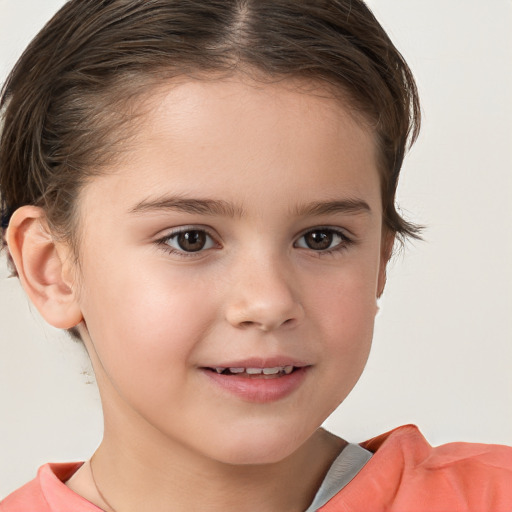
left=73, top=76, right=387, bottom=464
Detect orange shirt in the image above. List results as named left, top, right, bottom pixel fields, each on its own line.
left=318, top=425, right=512, bottom=511
left=2, top=425, right=511, bottom=511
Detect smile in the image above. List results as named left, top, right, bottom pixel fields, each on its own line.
left=209, top=366, right=295, bottom=377
left=201, top=364, right=310, bottom=403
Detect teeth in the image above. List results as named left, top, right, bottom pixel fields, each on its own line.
left=212, top=366, right=296, bottom=375
left=246, top=368, right=263, bottom=375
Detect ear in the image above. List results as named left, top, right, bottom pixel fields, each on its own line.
left=377, top=229, right=395, bottom=298
left=6, top=206, right=83, bottom=329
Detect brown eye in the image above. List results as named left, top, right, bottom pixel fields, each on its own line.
left=177, top=231, right=206, bottom=252
left=165, top=229, right=215, bottom=253
left=296, top=229, right=346, bottom=251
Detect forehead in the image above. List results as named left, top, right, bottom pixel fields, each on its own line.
left=79, top=76, right=381, bottom=218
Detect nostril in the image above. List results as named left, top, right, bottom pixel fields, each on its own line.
left=237, top=318, right=295, bottom=331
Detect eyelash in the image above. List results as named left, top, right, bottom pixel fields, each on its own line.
left=155, top=226, right=354, bottom=258
left=294, top=226, right=354, bottom=256
left=156, top=226, right=219, bottom=258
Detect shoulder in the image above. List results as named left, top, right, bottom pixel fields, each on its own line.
left=0, top=474, right=48, bottom=512
left=320, top=425, right=512, bottom=512
left=363, top=424, right=512, bottom=476
left=0, top=463, right=99, bottom=512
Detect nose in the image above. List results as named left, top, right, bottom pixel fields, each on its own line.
left=224, top=256, right=304, bottom=332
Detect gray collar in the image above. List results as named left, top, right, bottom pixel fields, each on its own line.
left=304, top=443, right=372, bottom=511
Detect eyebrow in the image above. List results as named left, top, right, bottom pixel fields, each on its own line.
left=292, top=198, right=372, bottom=217
left=129, top=196, right=244, bottom=217
left=129, top=195, right=371, bottom=217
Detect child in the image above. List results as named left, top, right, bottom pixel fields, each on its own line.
left=1, top=0, right=511, bottom=511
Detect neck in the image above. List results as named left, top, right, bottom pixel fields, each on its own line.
left=85, top=423, right=345, bottom=512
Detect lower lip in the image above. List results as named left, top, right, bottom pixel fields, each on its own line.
left=202, top=367, right=309, bottom=403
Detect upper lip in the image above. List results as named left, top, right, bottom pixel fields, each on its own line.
left=201, top=357, right=310, bottom=369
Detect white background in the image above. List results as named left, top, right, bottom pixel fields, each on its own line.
left=1, top=0, right=511, bottom=498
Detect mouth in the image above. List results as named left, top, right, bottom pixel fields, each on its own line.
left=204, top=365, right=298, bottom=378
left=201, top=363, right=310, bottom=402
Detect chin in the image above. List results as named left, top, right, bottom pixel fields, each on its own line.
left=202, top=424, right=311, bottom=466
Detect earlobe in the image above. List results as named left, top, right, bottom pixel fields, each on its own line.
left=6, top=206, right=83, bottom=329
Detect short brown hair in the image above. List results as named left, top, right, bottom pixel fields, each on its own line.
left=1, top=0, right=421, bottom=265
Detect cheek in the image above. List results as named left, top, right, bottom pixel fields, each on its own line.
left=79, top=258, right=217, bottom=383
left=310, top=255, right=379, bottom=332
left=323, top=292, right=376, bottom=372
left=308, top=260, right=379, bottom=385
left=325, top=287, right=377, bottom=347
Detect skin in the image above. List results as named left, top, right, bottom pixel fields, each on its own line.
left=8, top=76, right=391, bottom=511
